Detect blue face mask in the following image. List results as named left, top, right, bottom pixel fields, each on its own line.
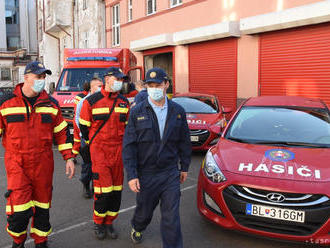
left=32, top=79, right=45, bottom=93
left=147, top=87, right=164, bottom=102
left=111, top=80, right=122, bottom=92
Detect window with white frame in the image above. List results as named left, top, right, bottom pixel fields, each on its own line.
left=128, top=0, right=132, bottom=22
left=112, top=4, right=120, bottom=46
left=147, top=0, right=156, bottom=15
left=1, top=68, right=11, bottom=81
left=170, top=0, right=182, bottom=7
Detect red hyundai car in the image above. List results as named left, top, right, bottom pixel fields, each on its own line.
left=172, top=93, right=231, bottom=150
left=197, top=96, right=330, bottom=245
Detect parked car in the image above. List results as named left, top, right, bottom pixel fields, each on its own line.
left=197, top=96, right=330, bottom=245
left=172, top=93, right=231, bottom=150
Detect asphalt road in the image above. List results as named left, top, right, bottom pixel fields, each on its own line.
left=0, top=147, right=322, bottom=248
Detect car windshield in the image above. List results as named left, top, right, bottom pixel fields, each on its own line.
left=225, top=106, right=330, bottom=147
left=172, top=96, right=218, bottom=114
left=56, top=68, right=107, bottom=92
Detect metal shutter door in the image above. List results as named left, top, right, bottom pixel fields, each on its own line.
left=189, top=38, right=238, bottom=110
left=260, top=23, right=330, bottom=105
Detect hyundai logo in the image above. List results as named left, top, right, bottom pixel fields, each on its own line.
left=266, top=193, right=286, bottom=203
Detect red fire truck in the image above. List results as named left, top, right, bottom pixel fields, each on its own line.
left=50, top=48, right=142, bottom=133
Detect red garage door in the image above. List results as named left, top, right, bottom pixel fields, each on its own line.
left=260, top=22, right=330, bottom=105
left=189, top=38, right=237, bottom=110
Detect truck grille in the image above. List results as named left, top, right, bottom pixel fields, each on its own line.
left=190, top=129, right=210, bottom=147
left=223, top=185, right=330, bottom=236
left=61, top=107, right=74, bottom=120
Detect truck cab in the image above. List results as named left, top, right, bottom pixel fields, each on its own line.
left=52, top=48, right=142, bottom=133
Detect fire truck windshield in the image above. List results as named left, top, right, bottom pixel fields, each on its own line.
left=56, top=68, right=107, bottom=91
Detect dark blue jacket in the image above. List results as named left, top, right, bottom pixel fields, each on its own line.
left=123, top=98, right=192, bottom=181
left=134, top=89, right=148, bottom=105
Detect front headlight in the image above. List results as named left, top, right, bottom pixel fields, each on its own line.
left=203, top=150, right=226, bottom=183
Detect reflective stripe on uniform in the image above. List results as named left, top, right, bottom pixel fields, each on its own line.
left=94, top=210, right=118, bottom=217
left=79, top=118, right=91, bottom=127
left=7, top=228, right=27, bottom=237
left=35, top=107, right=58, bottom=116
left=94, top=185, right=123, bottom=194
left=114, top=107, right=128, bottom=114
left=92, top=108, right=109, bottom=115
left=6, top=200, right=34, bottom=213
left=0, top=128, right=3, bottom=135
left=30, top=227, right=52, bottom=237
left=0, top=107, right=30, bottom=116
left=58, top=143, right=73, bottom=151
left=75, top=95, right=82, bottom=101
left=33, top=200, right=50, bottom=209
left=54, top=120, right=68, bottom=133
left=74, top=138, right=81, bottom=143
left=72, top=149, right=79, bottom=155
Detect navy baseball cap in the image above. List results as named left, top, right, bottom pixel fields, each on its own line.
left=145, top=68, right=169, bottom=84
left=24, top=61, right=52, bottom=75
left=104, top=67, right=128, bottom=79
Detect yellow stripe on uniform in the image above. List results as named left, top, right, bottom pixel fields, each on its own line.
left=74, top=138, right=81, bottom=143
left=54, top=120, right=68, bottom=133
left=30, top=227, right=52, bottom=237
left=92, top=108, right=109, bottom=115
left=72, top=149, right=79, bottom=155
left=94, top=210, right=119, bottom=217
left=35, top=107, right=58, bottom=116
left=0, top=128, right=3, bottom=135
left=7, top=228, right=27, bottom=237
left=75, top=96, right=82, bottom=101
left=33, top=200, right=50, bottom=209
left=114, top=107, right=128, bottom=114
left=79, top=118, right=91, bottom=127
left=94, top=185, right=123, bottom=194
left=0, top=107, right=30, bottom=116
left=6, top=200, right=34, bottom=213
left=58, top=143, right=73, bottom=151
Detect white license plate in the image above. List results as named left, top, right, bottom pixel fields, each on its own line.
left=246, top=204, right=305, bottom=223
left=69, top=128, right=74, bottom=134
left=190, top=136, right=199, bottom=142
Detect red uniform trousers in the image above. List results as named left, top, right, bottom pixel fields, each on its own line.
left=91, top=143, right=124, bottom=225
left=5, top=149, right=54, bottom=244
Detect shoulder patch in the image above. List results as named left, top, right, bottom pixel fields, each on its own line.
left=0, top=92, right=16, bottom=107
left=49, top=96, right=60, bottom=107
left=118, top=94, right=129, bottom=104
left=86, top=92, right=104, bottom=106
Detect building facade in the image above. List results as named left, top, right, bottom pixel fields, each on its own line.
left=105, top=0, right=330, bottom=110
left=37, top=0, right=106, bottom=90
left=0, top=0, right=38, bottom=87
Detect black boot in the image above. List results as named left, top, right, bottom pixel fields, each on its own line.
left=94, top=223, right=106, bottom=240
left=12, top=241, right=25, bottom=248
left=35, top=241, right=48, bottom=248
left=82, top=182, right=92, bottom=199
left=107, top=224, right=118, bottom=239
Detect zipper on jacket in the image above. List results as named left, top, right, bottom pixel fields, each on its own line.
left=22, top=99, right=30, bottom=120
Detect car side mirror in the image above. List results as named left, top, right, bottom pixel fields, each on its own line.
left=223, top=107, right=232, bottom=114
left=49, top=82, right=55, bottom=95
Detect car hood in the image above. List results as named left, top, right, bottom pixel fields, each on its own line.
left=186, top=113, right=219, bottom=129
left=52, top=92, right=77, bottom=107
left=215, top=138, right=330, bottom=182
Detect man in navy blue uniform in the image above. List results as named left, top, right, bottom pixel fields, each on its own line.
left=122, top=68, right=191, bottom=248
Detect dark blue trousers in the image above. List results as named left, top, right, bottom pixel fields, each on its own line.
left=79, top=141, right=92, bottom=185
left=132, top=169, right=183, bottom=248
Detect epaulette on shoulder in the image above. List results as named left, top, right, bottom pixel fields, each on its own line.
left=86, top=92, right=104, bottom=106
left=49, top=95, right=60, bottom=107
left=118, top=94, right=129, bottom=104
left=0, top=92, right=16, bottom=107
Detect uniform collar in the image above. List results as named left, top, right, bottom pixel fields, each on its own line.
left=101, top=85, right=119, bottom=99
left=148, top=96, right=168, bottom=109
left=14, top=83, right=49, bottom=101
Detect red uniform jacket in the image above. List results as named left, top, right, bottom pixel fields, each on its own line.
left=0, top=83, right=73, bottom=160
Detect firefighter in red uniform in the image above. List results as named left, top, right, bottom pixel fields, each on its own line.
left=79, top=67, right=129, bottom=240
left=0, top=61, right=75, bottom=248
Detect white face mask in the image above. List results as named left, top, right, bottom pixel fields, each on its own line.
left=147, top=87, right=164, bottom=102
left=32, top=79, right=45, bottom=93
left=111, top=80, right=123, bottom=92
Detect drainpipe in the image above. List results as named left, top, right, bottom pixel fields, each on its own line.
left=36, top=0, right=39, bottom=58
left=72, top=0, right=75, bottom=48
left=43, top=0, right=61, bottom=73
left=25, top=0, right=30, bottom=53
